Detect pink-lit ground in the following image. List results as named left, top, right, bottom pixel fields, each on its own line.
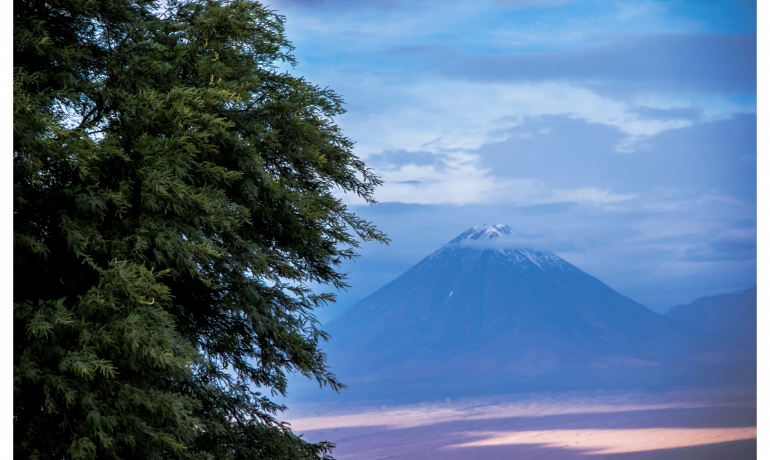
left=286, top=387, right=756, bottom=459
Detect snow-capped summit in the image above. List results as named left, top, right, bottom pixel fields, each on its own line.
left=449, top=224, right=515, bottom=243
left=442, top=224, right=560, bottom=261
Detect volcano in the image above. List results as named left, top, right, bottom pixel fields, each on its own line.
left=311, top=225, right=747, bottom=401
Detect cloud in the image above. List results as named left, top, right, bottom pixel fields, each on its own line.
left=547, top=188, right=635, bottom=204
left=337, top=151, right=523, bottom=206
left=641, top=113, right=757, bottom=203
left=471, top=115, right=628, bottom=184
left=367, top=149, right=451, bottom=171
left=336, top=79, right=708, bottom=158
left=629, top=106, right=703, bottom=121
left=338, top=110, right=755, bottom=210
left=469, top=113, right=756, bottom=205
left=433, top=34, right=756, bottom=95
left=683, top=228, right=757, bottom=262
left=456, top=229, right=585, bottom=252
left=340, top=150, right=636, bottom=207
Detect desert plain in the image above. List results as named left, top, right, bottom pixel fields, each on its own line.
left=286, top=386, right=757, bottom=460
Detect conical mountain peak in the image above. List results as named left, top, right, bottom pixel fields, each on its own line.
left=319, top=223, right=689, bottom=401
left=299, top=225, right=742, bottom=403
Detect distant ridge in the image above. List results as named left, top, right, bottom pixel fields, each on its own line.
left=299, top=225, right=748, bottom=402
left=665, top=286, right=757, bottom=339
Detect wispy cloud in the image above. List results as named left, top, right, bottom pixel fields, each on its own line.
left=683, top=228, right=757, bottom=262
left=548, top=188, right=635, bottom=205
left=336, top=80, right=722, bottom=158
left=431, top=34, right=756, bottom=95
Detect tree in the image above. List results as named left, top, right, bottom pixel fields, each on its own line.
left=13, top=0, right=386, bottom=458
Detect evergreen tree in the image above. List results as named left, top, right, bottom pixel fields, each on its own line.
left=14, top=0, right=386, bottom=458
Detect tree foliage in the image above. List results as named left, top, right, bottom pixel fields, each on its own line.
left=14, top=0, right=386, bottom=458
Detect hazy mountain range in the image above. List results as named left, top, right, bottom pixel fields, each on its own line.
left=665, top=286, right=757, bottom=340
left=295, top=225, right=756, bottom=403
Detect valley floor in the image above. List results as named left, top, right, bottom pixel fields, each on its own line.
left=285, top=386, right=756, bottom=460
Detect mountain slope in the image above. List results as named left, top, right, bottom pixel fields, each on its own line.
left=665, top=286, right=756, bottom=339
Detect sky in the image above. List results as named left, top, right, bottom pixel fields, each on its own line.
left=265, top=0, right=757, bottom=319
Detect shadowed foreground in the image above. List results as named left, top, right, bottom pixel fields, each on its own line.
left=287, top=387, right=756, bottom=459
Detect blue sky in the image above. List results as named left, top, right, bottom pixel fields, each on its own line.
left=266, top=0, right=757, bottom=318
